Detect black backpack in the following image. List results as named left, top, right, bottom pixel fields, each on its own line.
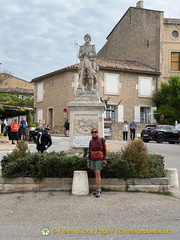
left=37, top=131, right=49, bottom=145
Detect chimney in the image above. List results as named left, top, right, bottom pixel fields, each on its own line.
left=136, top=1, right=144, bottom=8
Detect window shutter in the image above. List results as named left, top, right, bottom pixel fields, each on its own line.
left=37, top=83, right=43, bottom=101
left=117, top=105, right=124, bottom=122
left=134, top=106, right=140, bottom=122
left=139, top=77, right=152, bottom=96
left=105, top=74, right=119, bottom=94
left=103, top=111, right=106, bottom=119
left=37, top=110, right=43, bottom=123
left=150, top=107, right=157, bottom=123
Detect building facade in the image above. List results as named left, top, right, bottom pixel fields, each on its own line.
left=0, top=74, right=34, bottom=125
left=97, top=2, right=180, bottom=83
left=32, top=58, right=159, bottom=140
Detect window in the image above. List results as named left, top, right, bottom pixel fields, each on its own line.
left=171, top=30, right=179, bottom=39
left=140, top=107, right=151, bottom=123
left=37, top=83, right=43, bottom=101
left=105, top=105, right=116, bottom=122
left=138, top=77, right=152, bottom=97
left=134, top=106, right=156, bottom=123
left=50, top=81, right=54, bottom=87
left=104, top=73, right=119, bottom=95
left=171, top=52, right=180, bottom=71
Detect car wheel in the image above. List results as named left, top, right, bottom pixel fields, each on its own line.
left=156, top=135, right=164, bottom=143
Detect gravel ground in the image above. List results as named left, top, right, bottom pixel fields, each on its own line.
left=0, top=191, right=180, bottom=240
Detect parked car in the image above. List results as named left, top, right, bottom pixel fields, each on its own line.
left=141, top=125, right=180, bottom=144
left=175, top=123, right=180, bottom=130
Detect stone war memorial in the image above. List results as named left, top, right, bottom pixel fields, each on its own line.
left=68, top=34, right=105, bottom=154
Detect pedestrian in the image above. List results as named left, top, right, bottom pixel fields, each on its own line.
left=1, top=118, right=7, bottom=135
left=36, top=126, right=52, bottom=153
left=87, top=128, right=107, bottom=198
left=19, top=117, right=28, bottom=141
left=10, top=119, right=20, bottom=144
left=129, top=121, right=138, bottom=140
left=122, top=120, right=129, bottom=141
left=64, top=119, right=70, bottom=137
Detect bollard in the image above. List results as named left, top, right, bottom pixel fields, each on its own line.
left=165, top=168, right=179, bottom=188
left=72, top=171, right=89, bottom=195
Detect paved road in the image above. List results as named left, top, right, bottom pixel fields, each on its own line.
left=0, top=191, right=179, bottom=240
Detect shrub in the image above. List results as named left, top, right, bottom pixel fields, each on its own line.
left=147, top=154, right=165, bottom=178
left=9, top=141, right=30, bottom=161
left=121, top=139, right=148, bottom=172
left=101, top=152, right=136, bottom=179
left=1, top=147, right=165, bottom=180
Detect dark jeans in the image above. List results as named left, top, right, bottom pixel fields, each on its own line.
left=123, top=131, right=128, bottom=141
left=130, top=129, right=136, bottom=140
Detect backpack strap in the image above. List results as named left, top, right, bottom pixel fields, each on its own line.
left=99, top=137, right=107, bottom=158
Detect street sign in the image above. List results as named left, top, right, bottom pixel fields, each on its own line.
left=160, top=115, right=164, bottom=121
left=62, top=108, right=68, bottom=113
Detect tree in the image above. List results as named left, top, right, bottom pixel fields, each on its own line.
left=0, top=69, right=13, bottom=83
left=0, top=93, right=34, bottom=118
left=152, top=76, right=180, bottom=125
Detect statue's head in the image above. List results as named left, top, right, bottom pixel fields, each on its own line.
left=84, top=34, right=91, bottom=41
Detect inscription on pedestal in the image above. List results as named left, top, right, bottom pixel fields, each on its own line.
left=73, top=136, right=92, bottom=148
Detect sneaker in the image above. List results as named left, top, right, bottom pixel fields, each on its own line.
left=95, top=188, right=101, bottom=198
left=92, top=188, right=102, bottom=195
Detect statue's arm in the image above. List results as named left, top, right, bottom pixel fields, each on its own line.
left=89, top=45, right=96, bottom=58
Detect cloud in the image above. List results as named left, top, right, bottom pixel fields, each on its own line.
left=0, top=0, right=180, bottom=81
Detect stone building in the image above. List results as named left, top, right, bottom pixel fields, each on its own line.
left=98, top=1, right=180, bottom=82
left=32, top=58, right=159, bottom=140
left=0, top=73, right=34, bottom=96
left=0, top=73, right=34, bottom=124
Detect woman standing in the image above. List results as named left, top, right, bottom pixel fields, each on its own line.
left=122, top=121, right=129, bottom=141
left=10, top=119, right=20, bottom=144
left=87, top=128, right=107, bottom=198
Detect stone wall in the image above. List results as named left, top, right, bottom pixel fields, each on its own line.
left=98, top=7, right=163, bottom=71
left=0, top=176, right=169, bottom=193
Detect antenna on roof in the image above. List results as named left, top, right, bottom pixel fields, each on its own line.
left=69, top=41, right=79, bottom=64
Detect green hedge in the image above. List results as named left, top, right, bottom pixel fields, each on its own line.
left=1, top=151, right=165, bottom=181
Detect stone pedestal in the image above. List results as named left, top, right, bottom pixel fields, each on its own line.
left=72, top=171, right=89, bottom=195
left=165, top=168, right=179, bottom=188
left=68, top=90, right=105, bottom=153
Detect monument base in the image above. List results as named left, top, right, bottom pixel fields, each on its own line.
left=68, top=90, right=105, bottom=154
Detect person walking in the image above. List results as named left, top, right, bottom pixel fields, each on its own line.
left=129, top=121, right=138, bottom=140
left=10, top=119, right=20, bottom=144
left=64, top=119, right=70, bottom=137
left=19, top=117, right=27, bottom=141
left=36, top=126, right=52, bottom=153
left=87, top=128, right=107, bottom=198
left=122, top=120, right=129, bottom=141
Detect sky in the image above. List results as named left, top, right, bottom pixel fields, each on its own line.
left=1, top=0, right=180, bottom=82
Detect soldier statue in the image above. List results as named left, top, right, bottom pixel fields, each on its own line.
left=78, top=34, right=98, bottom=91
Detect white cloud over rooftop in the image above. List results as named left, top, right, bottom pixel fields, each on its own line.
left=0, top=0, right=180, bottom=81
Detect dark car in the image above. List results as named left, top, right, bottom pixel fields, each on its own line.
left=141, top=125, right=180, bottom=144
